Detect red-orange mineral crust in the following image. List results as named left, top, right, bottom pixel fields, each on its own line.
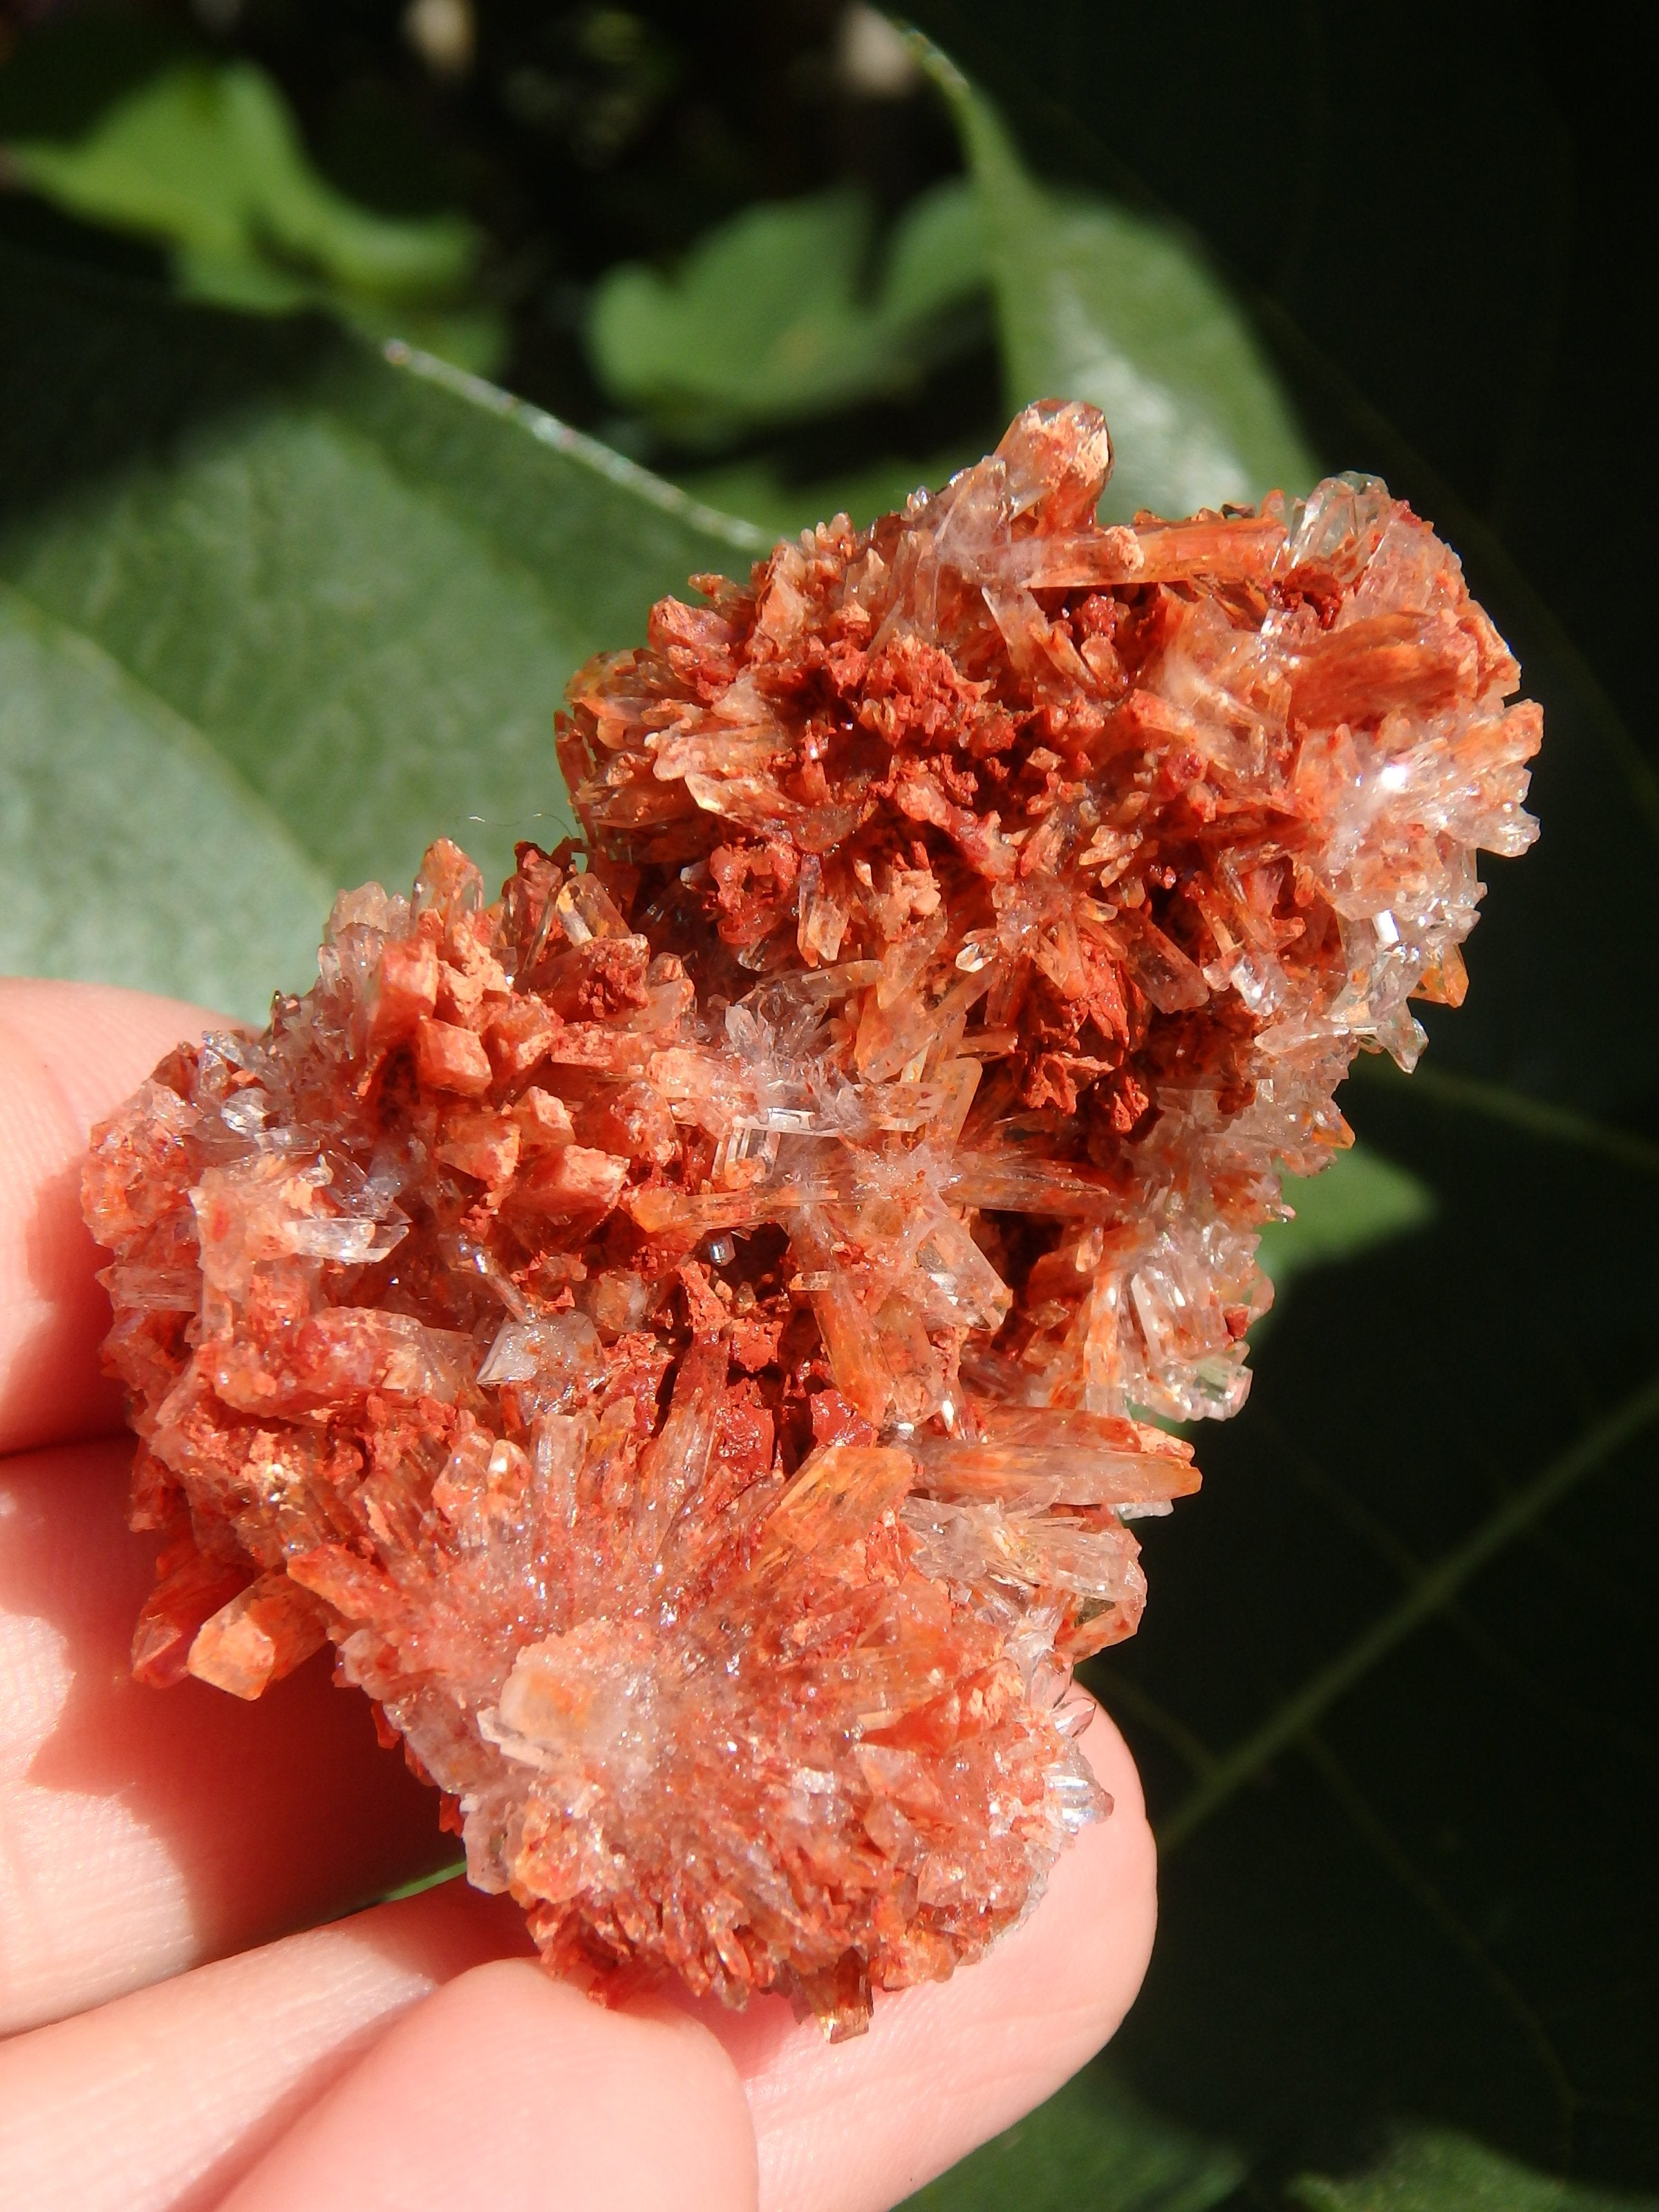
left=84, top=402, right=1539, bottom=2036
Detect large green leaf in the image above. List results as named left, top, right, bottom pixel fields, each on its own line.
left=0, top=581, right=328, bottom=1012
left=0, top=250, right=762, bottom=1017
left=1291, top=2128, right=1659, bottom=2211
left=909, top=31, right=1318, bottom=521
left=6, top=60, right=500, bottom=369
left=586, top=179, right=987, bottom=444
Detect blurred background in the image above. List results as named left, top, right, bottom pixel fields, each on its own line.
left=1, top=5, right=1655, bottom=2207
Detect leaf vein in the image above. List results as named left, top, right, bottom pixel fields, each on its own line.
left=1301, top=1728, right=1580, bottom=2163
left=1159, top=1370, right=1659, bottom=1853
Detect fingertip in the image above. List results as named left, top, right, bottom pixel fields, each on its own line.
left=0, top=1880, right=537, bottom=2212
left=221, top=1957, right=759, bottom=2212
left=0, top=979, right=223, bottom=1132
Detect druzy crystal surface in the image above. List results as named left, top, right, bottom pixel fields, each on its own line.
left=84, top=402, right=1539, bottom=2034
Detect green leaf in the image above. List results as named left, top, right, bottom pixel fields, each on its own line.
left=903, top=2059, right=1244, bottom=2212
left=908, top=31, right=1318, bottom=521
left=1291, top=2128, right=1659, bottom=2211
left=0, top=250, right=762, bottom=1017
left=608, top=44, right=1315, bottom=528
left=1258, top=1144, right=1434, bottom=1300
left=6, top=61, right=500, bottom=370
left=876, top=175, right=986, bottom=327
left=0, top=582, right=329, bottom=1013
left=586, top=181, right=987, bottom=444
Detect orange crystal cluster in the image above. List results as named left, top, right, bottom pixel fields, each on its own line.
left=84, top=402, right=1539, bottom=2035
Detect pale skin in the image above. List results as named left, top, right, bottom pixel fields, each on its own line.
left=0, top=979, right=1158, bottom=2212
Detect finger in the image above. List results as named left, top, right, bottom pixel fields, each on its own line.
left=0, top=979, right=218, bottom=1456
left=1, top=1660, right=1149, bottom=2212
left=218, top=1960, right=759, bottom=2212
left=689, top=1700, right=1156, bottom=2212
left=0, top=1437, right=456, bottom=2032
left=0, top=1882, right=531, bottom=2212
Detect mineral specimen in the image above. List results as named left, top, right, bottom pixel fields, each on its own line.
left=83, top=401, right=1539, bottom=2036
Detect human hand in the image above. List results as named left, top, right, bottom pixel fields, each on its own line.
left=0, top=978, right=1157, bottom=2212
